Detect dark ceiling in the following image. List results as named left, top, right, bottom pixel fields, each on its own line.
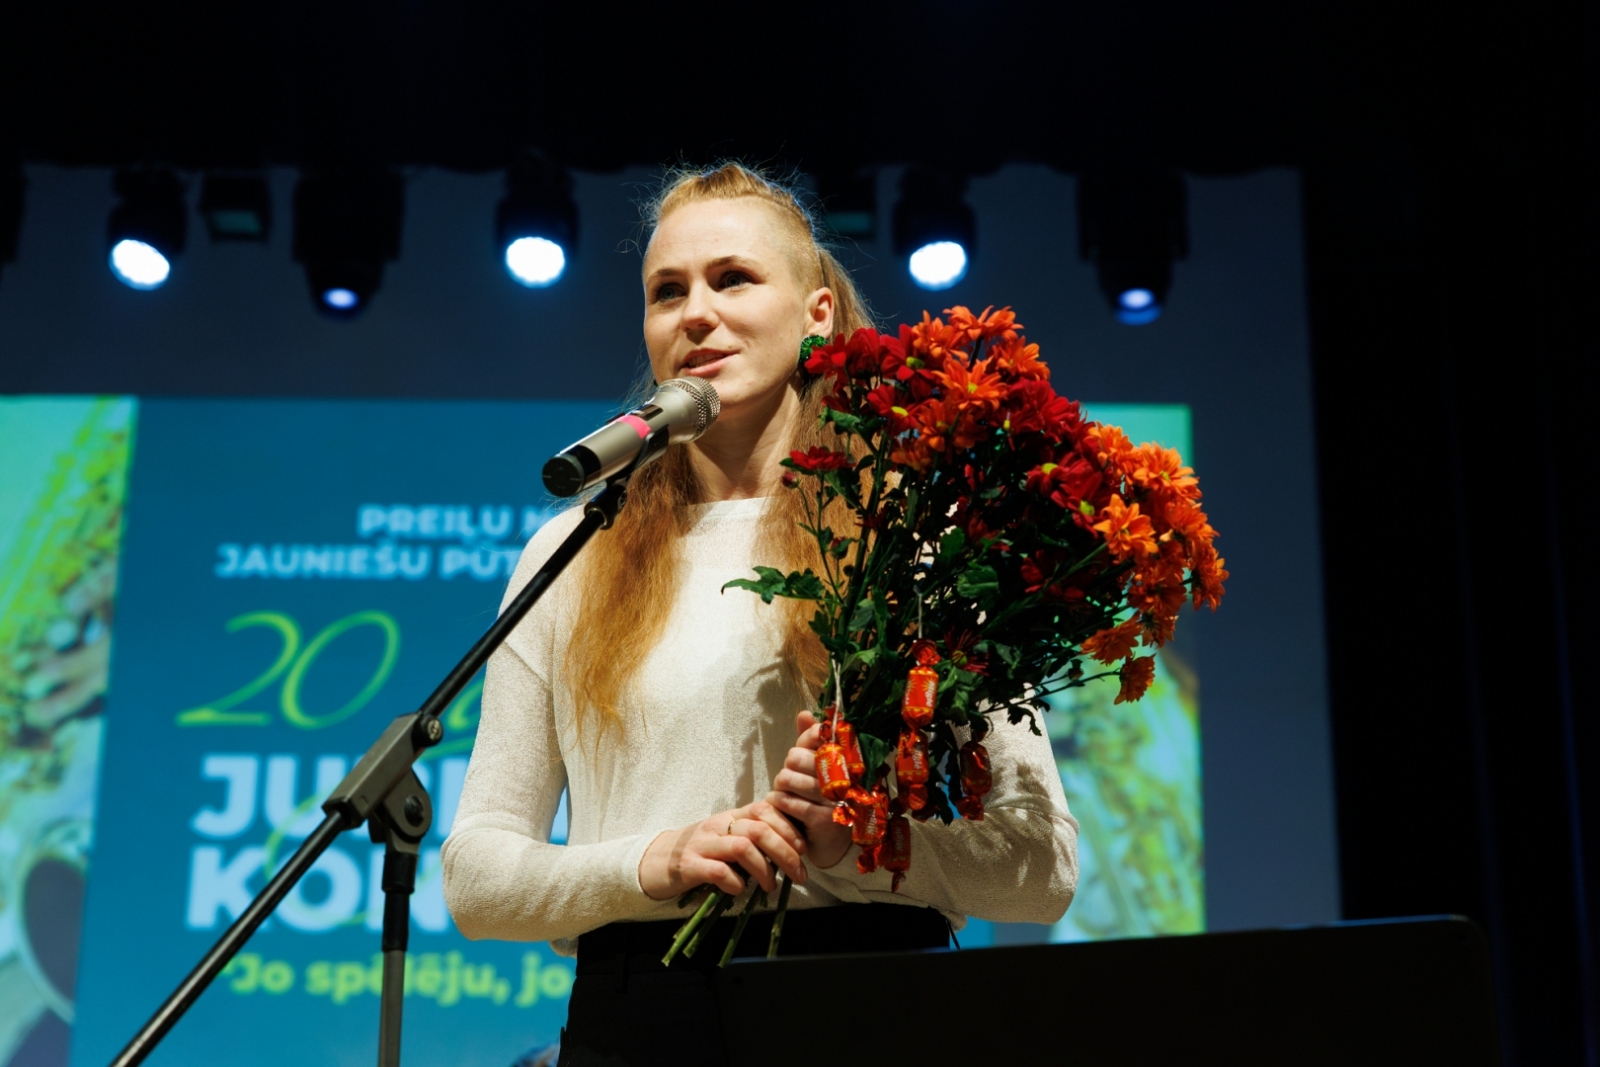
left=1, top=0, right=1338, bottom=177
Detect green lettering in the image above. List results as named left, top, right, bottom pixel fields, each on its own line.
left=333, top=962, right=366, bottom=1004
left=438, top=951, right=462, bottom=1007
left=260, top=961, right=294, bottom=994
left=225, top=953, right=260, bottom=994
left=514, top=953, right=540, bottom=1007
left=305, top=961, right=332, bottom=996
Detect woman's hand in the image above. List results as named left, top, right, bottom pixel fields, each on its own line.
left=639, top=799, right=808, bottom=900
left=766, top=710, right=855, bottom=871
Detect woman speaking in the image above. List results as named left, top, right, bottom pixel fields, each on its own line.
left=441, top=164, right=1078, bottom=1065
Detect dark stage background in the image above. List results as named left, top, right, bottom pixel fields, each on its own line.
left=0, top=160, right=1336, bottom=932
left=1, top=0, right=1598, bottom=1063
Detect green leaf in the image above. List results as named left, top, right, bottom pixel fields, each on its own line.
left=839, top=647, right=881, bottom=678
left=823, top=409, right=869, bottom=436
left=956, top=563, right=999, bottom=603
left=722, top=567, right=826, bottom=604
left=847, top=598, right=875, bottom=633
left=872, top=586, right=891, bottom=636
left=856, top=731, right=892, bottom=777
left=937, top=527, right=967, bottom=565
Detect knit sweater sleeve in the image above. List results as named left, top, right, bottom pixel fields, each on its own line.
left=440, top=512, right=661, bottom=944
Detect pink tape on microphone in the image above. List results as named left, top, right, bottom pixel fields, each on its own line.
left=617, top=414, right=652, bottom=439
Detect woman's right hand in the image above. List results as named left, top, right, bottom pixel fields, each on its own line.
left=638, top=800, right=808, bottom=900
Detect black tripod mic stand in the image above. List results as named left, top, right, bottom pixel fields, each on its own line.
left=109, top=460, right=649, bottom=1067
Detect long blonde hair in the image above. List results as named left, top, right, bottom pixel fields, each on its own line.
left=563, top=163, right=875, bottom=741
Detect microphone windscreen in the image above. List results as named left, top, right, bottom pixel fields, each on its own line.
left=656, top=378, right=720, bottom=438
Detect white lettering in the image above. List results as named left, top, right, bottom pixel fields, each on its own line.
left=264, top=755, right=349, bottom=838
left=216, top=544, right=241, bottom=577
left=193, top=755, right=259, bottom=839
left=239, top=545, right=269, bottom=576
left=440, top=547, right=469, bottom=580
left=278, top=847, right=362, bottom=932
left=270, top=545, right=299, bottom=577
left=479, top=506, right=512, bottom=539
left=187, top=845, right=265, bottom=929
left=399, top=547, right=430, bottom=579
left=358, top=505, right=388, bottom=536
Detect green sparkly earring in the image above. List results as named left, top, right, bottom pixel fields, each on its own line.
left=798, top=334, right=828, bottom=372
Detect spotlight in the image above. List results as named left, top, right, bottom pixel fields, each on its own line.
left=817, top=169, right=877, bottom=240
left=892, top=168, right=974, bottom=291
left=199, top=173, right=272, bottom=241
left=108, top=169, right=187, bottom=290
left=0, top=164, right=22, bottom=284
left=292, top=170, right=404, bottom=319
left=497, top=159, right=577, bottom=288
left=1077, top=171, right=1188, bottom=325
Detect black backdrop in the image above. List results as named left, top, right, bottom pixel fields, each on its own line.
left=3, top=1, right=1598, bottom=1062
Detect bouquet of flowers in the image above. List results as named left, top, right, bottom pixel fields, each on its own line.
left=662, top=306, right=1226, bottom=966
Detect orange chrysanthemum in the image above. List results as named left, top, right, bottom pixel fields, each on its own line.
left=1191, top=541, right=1229, bottom=611
left=1093, top=494, right=1158, bottom=561
left=909, top=311, right=965, bottom=368
left=1128, top=570, right=1188, bottom=618
left=1141, top=612, right=1176, bottom=647
left=990, top=338, right=1049, bottom=380
left=936, top=358, right=1006, bottom=409
left=1082, top=618, right=1144, bottom=664
left=1116, top=655, right=1157, bottom=704
left=947, top=305, right=1021, bottom=344
left=1127, top=444, right=1200, bottom=500
left=1085, top=424, right=1136, bottom=471
left=1162, top=497, right=1217, bottom=544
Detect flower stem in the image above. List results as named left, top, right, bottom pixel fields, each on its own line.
left=766, top=875, right=794, bottom=959
left=683, top=889, right=738, bottom=958
left=662, top=889, right=722, bottom=967
left=718, top=888, right=769, bottom=968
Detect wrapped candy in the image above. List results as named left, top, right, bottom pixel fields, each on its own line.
left=901, top=641, right=941, bottom=729
left=895, top=729, right=930, bottom=812
left=956, top=740, right=992, bottom=820
left=882, top=814, right=912, bottom=892
left=848, top=786, right=889, bottom=846
left=815, top=743, right=853, bottom=802
left=836, top=721, right=866, bottom=781
left=955, top=795, right=986, bottom=820
left=896, top=729, right=930, bottom=784
left=959, top=740, right=992, bottom=796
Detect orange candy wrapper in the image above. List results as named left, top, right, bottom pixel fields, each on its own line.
left=882, top=814, right=912, bottom=892
left=815, top=743, right=853, bottom=802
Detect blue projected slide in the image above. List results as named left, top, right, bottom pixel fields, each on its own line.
left=68, top=400, right=611, bottom=1067
left=0, top=396, right=1201, bottom=1067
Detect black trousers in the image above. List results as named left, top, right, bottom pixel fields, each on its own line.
left=557, top=904, right=949, bottom=1067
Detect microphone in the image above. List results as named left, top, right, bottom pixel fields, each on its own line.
left=542, top=378, right=721, bottom=497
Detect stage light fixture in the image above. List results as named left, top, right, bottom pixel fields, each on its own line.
left=107, top=169, right=187, bottom=290
left=292, top=170, right=404, bottom=319
left=1077, top=171, right=1188, bottom=326
left=199, top=173, right=272, bottom=241
left=497, top=159, right=577, bottom=288
left=893, top=169, right=975, bottom=290
left=0, top=164, right=22, bottom=284
left=817, top=169, right=877, bottom=240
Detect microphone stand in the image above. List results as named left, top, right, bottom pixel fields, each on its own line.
left=108, top=445, right=658, bottom=1067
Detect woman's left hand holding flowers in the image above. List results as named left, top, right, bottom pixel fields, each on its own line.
left=767, top=710, right=855, bottom=871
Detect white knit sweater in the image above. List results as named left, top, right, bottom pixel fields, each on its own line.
left=441, top=497, right=1079, bottom=956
